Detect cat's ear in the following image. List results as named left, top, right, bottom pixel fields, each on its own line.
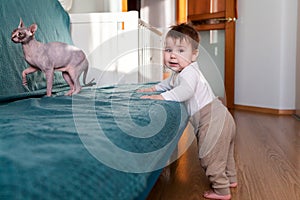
left=29, top=24, right=38, bottom=34
left=18, top=18, right=24, bottom=28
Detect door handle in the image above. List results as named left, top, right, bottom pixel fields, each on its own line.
left=227, top=17, right=236, bottom=22
left=218, top=17, right=237, bottom=22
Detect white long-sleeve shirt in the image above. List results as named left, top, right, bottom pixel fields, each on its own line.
left=155, top=62, right=216, bottom=116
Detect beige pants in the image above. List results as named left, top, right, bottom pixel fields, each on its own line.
left=191, top=98, right=237, bottom=195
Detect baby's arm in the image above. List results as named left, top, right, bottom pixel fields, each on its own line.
left=137, top=76, right=172, bottom=100
left=140, top=94, right=164, bottom=100
left=137, top=86, right=157, bottom=92
left=138, top=74, right=172, bottom=93
left=138, top=86, right=164, bottom=100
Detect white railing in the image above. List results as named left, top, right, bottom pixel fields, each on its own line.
left=138, top=19, right=163, bottom=83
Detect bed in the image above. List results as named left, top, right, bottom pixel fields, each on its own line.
left=0, top=0, right=189, bottom=199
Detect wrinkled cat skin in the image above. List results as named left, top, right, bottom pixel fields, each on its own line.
left=11, top=19, right=95, bottom=96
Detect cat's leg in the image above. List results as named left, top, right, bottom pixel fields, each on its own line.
left=44, top=69, right=54, bottom=96
left=62, top=72, right=75, bottom=96
left=68, top=65, right=83, bottom=95
left=22, top=66, right=38, bottom=85
left=71, top=77, right=82, bottom=95
left=65, top=68, right=82, bottom=95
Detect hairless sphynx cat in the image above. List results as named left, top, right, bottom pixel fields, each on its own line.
left=11, top=19, right=95, bottom=96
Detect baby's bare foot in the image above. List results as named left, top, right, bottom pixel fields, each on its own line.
left=230, top=182, right=238, bottom=188
left=203, top=190, right=231, bottom=200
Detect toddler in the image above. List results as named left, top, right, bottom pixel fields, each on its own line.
left=138, top=23, right=237, bottom=200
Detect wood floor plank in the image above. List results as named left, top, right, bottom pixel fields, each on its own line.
left=234, top=111, right=300, bottom=200
left=147, top=110, right=300, bottom=200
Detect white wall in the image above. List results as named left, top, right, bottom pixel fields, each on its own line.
left=69, top=0, right=122, bottom=13
left=235, top=0, right=297, bottom=110
left=296, top=0, right=300, bottom=116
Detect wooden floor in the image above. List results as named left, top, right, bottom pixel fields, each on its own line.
left=147, top=110, right=300, bottom=200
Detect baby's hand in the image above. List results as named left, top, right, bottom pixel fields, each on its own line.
left=137, top=87, right=156, bottom=92
left=140, top=94, right=164, bottom=100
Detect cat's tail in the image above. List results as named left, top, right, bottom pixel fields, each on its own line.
left=82, top=60, right=96, bottom=87
left=84, top=78, right=96, bottom=87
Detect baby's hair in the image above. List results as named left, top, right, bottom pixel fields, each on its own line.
left=166, top=23, right=200, bottom=50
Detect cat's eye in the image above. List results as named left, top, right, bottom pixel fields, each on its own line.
left=18, top=32, right=24, bottom=37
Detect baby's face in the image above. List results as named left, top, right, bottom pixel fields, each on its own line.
left=164, top=37, right=198, bottom=72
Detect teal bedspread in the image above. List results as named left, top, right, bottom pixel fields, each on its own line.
left=0, top=84, right=189, bottom=200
